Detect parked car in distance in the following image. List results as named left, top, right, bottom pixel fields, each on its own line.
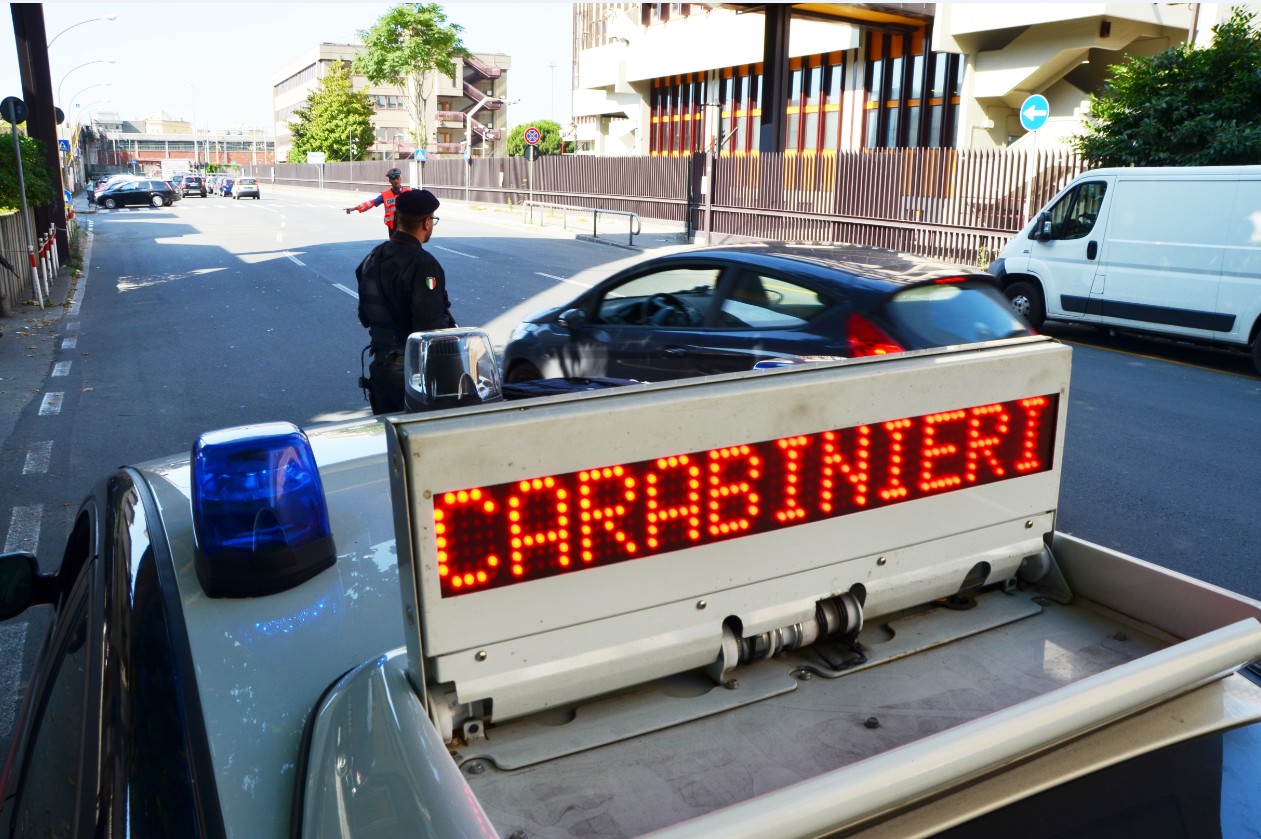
left=232, top=177, right=260, bottom=200
left=97, top=178, right=181, bottom=209
left=180, top=174, right=207, bottom=197
left=501, top=243, right=1033, bottom=383
left=218, top=178, right=234, bottom=197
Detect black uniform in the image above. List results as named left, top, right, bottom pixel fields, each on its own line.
left=356, top=230, right=455, bottom=414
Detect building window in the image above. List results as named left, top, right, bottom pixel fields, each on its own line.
left=649, top=71, right=709, bottom=156
left=863, top=28, right=962, bottom=149
left=714, top=64, right=762, bottom=156
left=785, top=53, right=844, bottom=155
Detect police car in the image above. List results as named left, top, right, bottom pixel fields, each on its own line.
left=3, top=331, right=1261, bottom=838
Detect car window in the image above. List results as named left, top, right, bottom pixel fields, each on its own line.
left=881, top=283, right=1029, bottom=345
left=1047, top=180, right=1106, bottom=240
left=594, top=266, right=721, bottom=327
left=719, top=271, right=831, bottom=328
left=12, top=584, right=91, bottom=836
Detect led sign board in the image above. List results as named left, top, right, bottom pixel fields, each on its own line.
left=433, top=394, right=1056, bottom=597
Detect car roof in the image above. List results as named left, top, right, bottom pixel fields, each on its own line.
left=670, top=242, right=990, bottom=289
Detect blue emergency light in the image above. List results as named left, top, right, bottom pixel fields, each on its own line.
left=191, top=422, right=336, bottom=598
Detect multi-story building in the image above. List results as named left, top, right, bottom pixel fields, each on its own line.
left=572, top=3, right=1222, bottom=156
left=271, top=44, right=512, bottom=162
left=83, top=111, right=275, bottom=175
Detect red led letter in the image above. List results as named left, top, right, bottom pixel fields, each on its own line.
left=706, top=445, right=762, bottom=536
left=577, top=466, right=639, bottom=564
left=505, top=476, right=571, bottom=581
left=919, top=410, right=967, bottom=493
left=644, top=455, right=702, bottom=553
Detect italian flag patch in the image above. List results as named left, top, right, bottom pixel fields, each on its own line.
left=426, top=277, right=437, bottom=290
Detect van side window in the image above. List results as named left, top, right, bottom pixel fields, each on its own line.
left=1049, top=181, right=1107, bottom=240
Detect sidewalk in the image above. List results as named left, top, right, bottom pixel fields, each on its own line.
left=269, top=181, right=694, bottom=253
left=0, top=204, right=81, bottom=450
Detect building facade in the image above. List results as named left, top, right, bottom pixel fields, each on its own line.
left=82, top=110, right=276, bottom=177
left=270, top=44, right=512, bottom=163
left=572, top=2, right=1226, bottom=157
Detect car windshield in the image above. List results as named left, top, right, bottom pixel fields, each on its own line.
left=880, top=282, right=1031, bottom=345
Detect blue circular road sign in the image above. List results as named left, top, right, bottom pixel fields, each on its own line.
left=1019, top=94, right=1050, bottom=132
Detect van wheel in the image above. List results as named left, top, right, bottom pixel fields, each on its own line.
left=1005, top=280, right=1045, bottom=329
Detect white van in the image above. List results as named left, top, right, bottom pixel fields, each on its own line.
left=989, top=166, right=1261, bottom=374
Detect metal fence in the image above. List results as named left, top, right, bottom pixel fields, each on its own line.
left=0, top=211, right=30, bottom=316
left=246, top=147, right=1084, bottom=266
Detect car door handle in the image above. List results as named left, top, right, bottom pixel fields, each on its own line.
left=1087, top=240, right=1098, bottom=260
left=660, top=346, right=689, bottom=357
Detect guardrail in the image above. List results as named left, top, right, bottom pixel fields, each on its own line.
left=522, top=201, right=642, bottom=246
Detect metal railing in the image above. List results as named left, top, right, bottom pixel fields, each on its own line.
left=522, top=201, right=642, bottom=246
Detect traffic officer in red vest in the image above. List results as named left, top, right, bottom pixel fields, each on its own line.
left=345, top=167, right=411, bottom=237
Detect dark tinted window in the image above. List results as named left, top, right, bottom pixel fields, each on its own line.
left=1048, top=180, right=1107, bottom=241
left=12, top=593, right=90, bottom=836
left=719, top=271, right=831, bottom=328
left=882, top=283, right=1030, bottom=345
left=594, top=267, right=721, bottom=327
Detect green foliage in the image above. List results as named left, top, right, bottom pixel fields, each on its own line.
left=1073, top=8, right=1261, bottom=166
left=354, top=4, right=468, bottom=150
left=0, top=131, right=57, bottom=212
left=505, top=120, right=571, bottom=157
left=288, top=62, right=376, bottom=163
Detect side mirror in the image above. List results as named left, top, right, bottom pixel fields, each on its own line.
left=558, top=308, right=587, bottom=330
left=0, top=552, right=51, bottom=621
left=1031, top=211, right=1054, bottom=242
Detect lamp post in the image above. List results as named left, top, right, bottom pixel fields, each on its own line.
left=68, top=82, right=110, bottom=108
left=47, top=14, right=117, bottom=48
left=464, top=95, right=505, bottom=202
left=58, top=60, right=115, bottom=109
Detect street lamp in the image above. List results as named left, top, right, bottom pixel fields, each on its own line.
left=47, top=14, right=117, bottom=48
left=58, top=60, right=115, bottom=108
left=67, top=82, right=110, bottom=107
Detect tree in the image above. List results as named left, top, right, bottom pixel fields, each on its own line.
left=505, top=120, right=570, bottom=157
left=354, top=4, right=468, bottom=153
left=288, top=62, right=376, bottom=163
left=1073, top=7, right=1261, bottom=166
left=0, top=131, right=57, bottom=212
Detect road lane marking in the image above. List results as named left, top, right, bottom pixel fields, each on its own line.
left=52, top=361, right=70, bottom=376
left=62, top=337, right=77, bottom=350
left=333, top=283, right=359, bottom=299
left=286, top=252, right=306, bottom=266
left=22, top=442, right=52, bottom=475
left=2, top=505, right=41, bottom=554
left=38, top=393, right=63, bottom=416
left=432, top=244, right=478, bottom=258
left=537, top=272, right=595, bottom=288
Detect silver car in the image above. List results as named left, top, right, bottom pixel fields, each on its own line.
left=233, top=176, right=260, bottom=200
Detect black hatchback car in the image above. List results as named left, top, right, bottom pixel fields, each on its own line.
left=180, top=174, right=207, bottom=197
left=501, top=243, right=1033, bottom=383
left=96, top=179, right=180, bottom=209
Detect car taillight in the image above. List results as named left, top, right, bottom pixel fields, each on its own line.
left=846, top=312, right=905, bottom=357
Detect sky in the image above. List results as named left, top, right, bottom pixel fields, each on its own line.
left=0, top=1, right=575, bottom=133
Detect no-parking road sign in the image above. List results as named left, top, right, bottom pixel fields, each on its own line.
left=524, top=126, right=541, bottom=146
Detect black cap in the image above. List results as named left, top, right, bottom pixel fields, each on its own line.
left=395, top=188, right=439, bottom=216
left=386, top=167, right=402, bottom=179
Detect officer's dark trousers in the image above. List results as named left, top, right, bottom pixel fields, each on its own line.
left=367, top=352, right=405, bottom=415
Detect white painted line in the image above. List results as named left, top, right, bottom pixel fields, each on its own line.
left=286, top=252, right=305, bottom=267
left=0, top=623, right=29, bottom=736
left=537, top=272, right=595, bottom=289
left=52, top=361, right=71, bottom=376
left=62, top=337, right=77, bottom=350
left=39, top=392, right=64, bottom=416
left=22, top=441, right=52, bottom=475
left=3, top=504, right=42, bottom=554
left=432, top=244, right=478, bottom=258
left=333, top=283, right=359, bottom=299
left=66, top=321, right=80, bottom=332
left=276, top=232, right=284, bottom=243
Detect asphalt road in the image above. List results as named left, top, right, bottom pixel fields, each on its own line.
left=1, top=183, right=1259, bottom=768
